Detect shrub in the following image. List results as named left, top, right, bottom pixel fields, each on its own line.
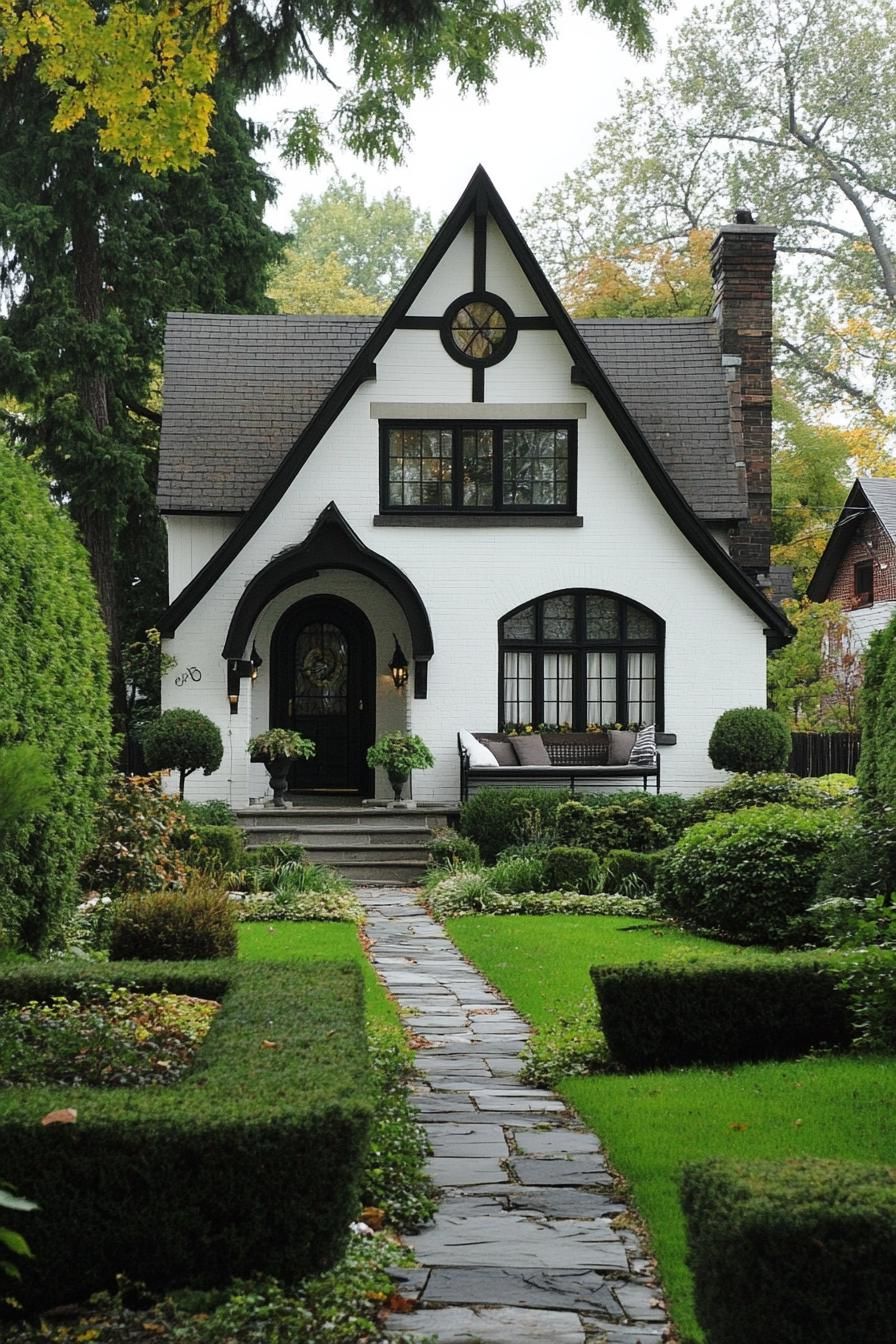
left=857, top=613, right=896, bottom=806
left=363, top=1025, right=436, bottom=1231
left=689, top=771, right=833, bottom=822
left=657, top=804, right=846, bottom=945
left=544, top=846, right=602, bottom=894
left=0, top=446, right=112, bottom=952
left=459, top=787, right=568, bottom=863
left=0, top=960, right=371, bottom=1307
left=428, top=828, right=481, bottom=869
left=182, top=824, right=246, bottom=875
left=236, top=887, right=364, bottom=924
left=681, top=1158, right=896, bottom=1344
left=603, top=848, right=667, bottom=893
left=490, top=853, right=548, bottom=894
left=814, top=801, right=896, bottom=916
left=428, top=880, right=655, bottom=919
left=109, top=880, right=237, bottom=960
left=0, top=745, right=52, bottom=839
left=556, top=797, right=669, bottom=854
left=142, top=709, right=224, bottom=799
left=244, top=842, right=307, bottom=870
left=79, top=775, right=191, bottom=897
left=592, top=958, right=854, bottom=1069
left=814, top=773, right=858, bottom=799
left=519, top=997, right=609, bottom=1087
left=708, top=707, right=791, bottom=774
left=178, top=799, right=233, bottom=826
left=837, top=947, right=896, bottom=1051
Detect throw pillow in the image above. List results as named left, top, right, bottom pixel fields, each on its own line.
left=607, top=729, right=636, bottom=765
left=628, top=724, right=657, bottom=767
left=482, top=738, right=518, bottom=766
left=511, top=734, right=552, bottom=767
left=459, top=730, right=500, bottom=767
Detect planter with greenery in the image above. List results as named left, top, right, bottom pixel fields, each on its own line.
left=247, top=729, right=315, bottom=807
left=366, top=731, right=434, bottom=803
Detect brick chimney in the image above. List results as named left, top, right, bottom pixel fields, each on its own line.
left=710, top=213, right=777, bottom=580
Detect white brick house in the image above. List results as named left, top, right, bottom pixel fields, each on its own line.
left=157, top=168, right=790, bottom=804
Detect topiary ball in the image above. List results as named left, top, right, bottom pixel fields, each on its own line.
left=708, top=707, right=791, bottom=774
left=142, top=709, right=223, bottom=796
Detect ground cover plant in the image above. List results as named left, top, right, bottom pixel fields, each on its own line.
left=447, top=915, right=896, bottom=1342
left=0, top=959, right=371, bottom=1308
left=0, top=984, right=219, bottom=1087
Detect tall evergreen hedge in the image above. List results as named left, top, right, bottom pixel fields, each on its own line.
left=857, top=612, right=896, bottom=807
left=0, top=446, right=112, bottom=950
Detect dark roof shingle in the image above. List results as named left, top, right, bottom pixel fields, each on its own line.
left=157, top=312, right=746, bottom=522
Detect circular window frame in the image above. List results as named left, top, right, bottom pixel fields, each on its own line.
left=440, top=291, right=518, bottom=368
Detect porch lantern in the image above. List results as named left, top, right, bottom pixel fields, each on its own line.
left=227, top=658, right=254, bottom=713
left=388, top=635, right=409, bottom=690
left=250, top=643, right=263, bottom=679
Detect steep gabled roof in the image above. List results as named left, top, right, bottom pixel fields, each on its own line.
left=159, top=314, right=744, bottom=521
left=159, top=166, right=789, bottom=643
left=808, top=477, right=896, bottom=600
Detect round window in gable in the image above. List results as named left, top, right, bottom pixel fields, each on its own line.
left=440, top=292, right=517, bottom=367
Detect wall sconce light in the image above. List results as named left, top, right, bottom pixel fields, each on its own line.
left=227, top=658, right=254, bottom=714
left=388, top=635, right=409, bottom=690
left=250, top=643, right=263, bottom=680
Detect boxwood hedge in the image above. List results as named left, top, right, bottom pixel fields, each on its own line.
left=681, top=1158, right=896, bottom=1344
left=0, top=959, right=371, bottom=1308
left=590, top=957, right=856, bottom=1069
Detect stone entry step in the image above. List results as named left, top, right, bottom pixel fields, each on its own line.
left=233, top=806, right=449, bottom=882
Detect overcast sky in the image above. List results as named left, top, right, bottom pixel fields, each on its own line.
left=246, top=2, right=695, bottom=231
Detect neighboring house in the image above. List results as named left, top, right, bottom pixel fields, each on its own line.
left=807, top=478, right=896, bottom=648
left=157, top=167, right=790, bottom=804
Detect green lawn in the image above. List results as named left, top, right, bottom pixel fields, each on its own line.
left=446, top=915, right=896, bottom=1343
left=238, top=921, right=398, bottom=1028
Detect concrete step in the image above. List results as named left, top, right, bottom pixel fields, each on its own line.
left=336, top=860, right=428, bottom=884
left=234, top=807, right=452, bottom=830
left=304, top=844, right=431, bottom=864
left=233, top=805, right=438, bottom=882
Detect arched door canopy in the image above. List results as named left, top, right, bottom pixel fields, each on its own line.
left=221, top=502, right=434, bottom=662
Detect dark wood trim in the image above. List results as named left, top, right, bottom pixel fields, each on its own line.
left=806, top=481, right=871, bottom=601
left=373, top=513, right=583, bottom=528
left=473, top=183, right=487, bottom=294
left=439, top=290, right=518, bottom=370
left=396, top=314, right=555, bottom=331
left=472, top=366, right=485, bottom=402
left=378, top=419, right=577, bottom=516
left=414, top=660, right=428, bottom=700
left=497, top=588, right=666, bottom=732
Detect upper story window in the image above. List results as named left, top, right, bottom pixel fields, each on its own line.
left=854, top=560, right=874, bottom=606
left=440, top=292, right=517, bottom=367
left=380, top=421, right=575, bottom=513
left=499, top=589, right=664, bottom=730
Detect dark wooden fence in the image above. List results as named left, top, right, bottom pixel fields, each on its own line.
left=788, top=732, right=860, bottom=778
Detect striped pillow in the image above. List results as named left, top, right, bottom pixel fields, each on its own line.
left=628, top=723, right=656, bottom=766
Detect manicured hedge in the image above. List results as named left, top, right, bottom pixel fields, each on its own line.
left=681, top=1158, right=896, bottom=1344
left=590, top=958, right=855, bottom=1069
left=459, top=787, right=570, bottom=862
left=183, top=823, right=247, bottom=873
left=0, top=446, right=112, bottom=951
left=0, top=959, right=371, bottom=1307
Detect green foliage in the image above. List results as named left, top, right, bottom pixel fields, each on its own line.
left=366, top=731, right=434, bottom=775
left=681, top=1158, right=896, bottom=1344
left=0, top=746, right=52, bottom=840
left=519, top=997, right=609, bottom=1087
left=235, top=878, right=364, bottom=926
left=0, top=959, right=371, bottom=1308
left=178, top=799, right=233, bottom=826
left=362, top=1025, right=437, bottom=1230
left=428, top=828, right=481, bottom=869
left=768, top=599, right=863, bottom=725
left=544, top=845, right=602, bottom=894
left=0, top=1186, right=36, bottom=1283
left=0, top=446, right=112, bottom=953
left=689, top=771, right=834, bottom=822
left=243, top=843, right=307, bottom=870
left=602, top=847, right=667, bottom=893
left=142, top=710, right=224, bottom=798
left=182, top=824, right=246, bottom=875
left=459, top=787, right=569, bottom=863
left=247, top=728, right=315, bottom=761
left=659, top=804, right=846, bottom=945
left=708, top=707, right=792, bottom=774
left=858, top=612, right=896, bottom=808
left=427, top=872, right=654, bottom=918
left=0, top=984, right=218, bottom=1087
left=556, top=797, right=669, bottom=853
left=814, top=773, right=858, bottom=798
left=592, top=958, right=854, bottom=1070
left=839, top=948, right=896, bottom=1052
left=80, top=775, right=191, bottom=897
left=490, top=853, right=548, bottom=894
left=270, top=175, right=435, bottom=310
left=109, top=881, right=237, bottom=961
left=813, top=802, right=896, bottom=926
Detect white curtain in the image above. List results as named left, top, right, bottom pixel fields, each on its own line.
left=626, top=651, right=656, bottom=726
left=542, top=652, right=573, bottom=723
left=586, top=651, right=617, bottom=724
left=503, top=651, right=532, bottom=724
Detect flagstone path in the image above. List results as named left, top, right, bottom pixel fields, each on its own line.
left=358, top=887, right=669, bottom=1344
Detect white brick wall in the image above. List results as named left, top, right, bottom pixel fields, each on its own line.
left=161, top=216, right=767, bottom=803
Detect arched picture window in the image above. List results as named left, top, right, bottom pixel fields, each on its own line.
left=499, top=590, right=664, bottom=729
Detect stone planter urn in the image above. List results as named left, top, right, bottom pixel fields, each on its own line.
left=387, top=769, right=409, bottom=803
left=247, top=729, right=315, bottom=809
left=263, top=754, right=291, bottom=808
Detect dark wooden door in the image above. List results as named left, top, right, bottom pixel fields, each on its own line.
left=270, top=597, right=374, bottom=793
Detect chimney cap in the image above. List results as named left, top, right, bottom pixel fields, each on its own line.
left=735, top=207, right=754, bottom=224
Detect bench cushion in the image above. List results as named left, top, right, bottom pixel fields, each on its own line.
left=607, top=729, right=636, bottom=764
left=511, top=734, right=552, bottom=766
left=460, top=729, right=501, bottom=767
left=481, top=737, right=518, bottom=766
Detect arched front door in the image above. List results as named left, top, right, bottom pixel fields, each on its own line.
left=270, top=596, right=375, bottom=794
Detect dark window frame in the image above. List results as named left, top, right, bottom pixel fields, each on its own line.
left=854, top=560, right=874, bottom=606
left=498, top=588, right=665, bottom=730
left=439, top=291, right=518, bottom=368
left=379, top=419, right=577, bottom=515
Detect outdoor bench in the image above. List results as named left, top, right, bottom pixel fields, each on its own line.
left=458, top=731, right=666, bottom=801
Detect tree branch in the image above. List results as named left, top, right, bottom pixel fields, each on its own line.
left=777, top=335, right=883, bottom=411
left=125, top=401, right=162, bottom=426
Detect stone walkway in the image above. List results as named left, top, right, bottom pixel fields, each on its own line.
left=358, top=887, right=669, bottom=1344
